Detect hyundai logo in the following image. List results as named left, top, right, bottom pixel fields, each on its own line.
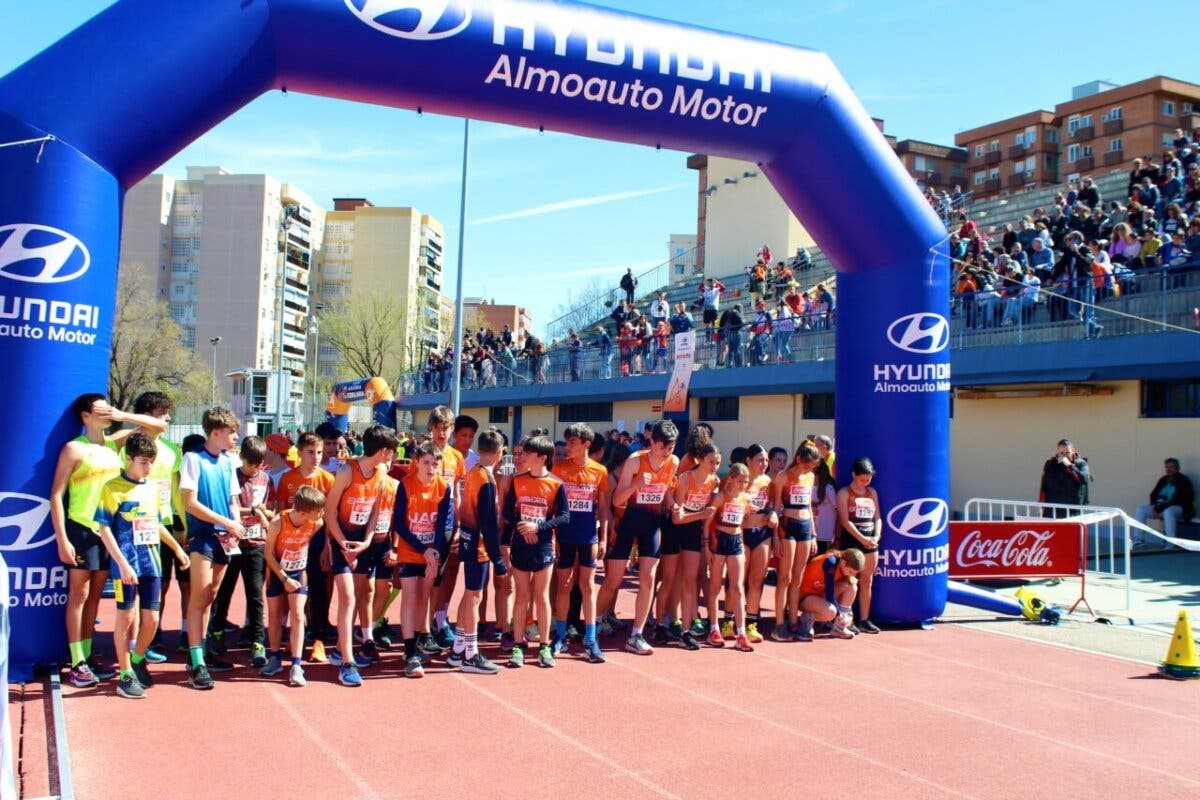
left=886, top=313, right=949, bottom=354
left=886, top=498, right=949, bottom=540
left=345, top=0, right=472, bottom=40
left=0, top=492, right=53, bottom=552
left=0, top=224, right=90, bottom=284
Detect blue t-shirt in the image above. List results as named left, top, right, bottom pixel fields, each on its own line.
left=179, top=448, right=239, bottom=538
left=94, top=473, right=166, bottom=579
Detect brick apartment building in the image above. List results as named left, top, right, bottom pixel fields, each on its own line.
left=956, top=76, right=1200, bottom=200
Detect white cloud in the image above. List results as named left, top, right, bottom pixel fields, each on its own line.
left=469, top=182, right=691, bottom=227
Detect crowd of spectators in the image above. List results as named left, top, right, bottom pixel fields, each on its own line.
left=949, top=131, right=1200, bottom=336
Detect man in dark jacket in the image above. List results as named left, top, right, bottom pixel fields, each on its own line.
left=1040, top=438, right=1091, bottom=518
left=1132, top=458, right=1194, bottom=546
left=620, top=268, right=637, bottom=305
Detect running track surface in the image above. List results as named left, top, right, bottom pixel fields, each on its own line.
left=60, top=618, right=1200, bottom=799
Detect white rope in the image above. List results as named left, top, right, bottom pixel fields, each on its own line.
left=0, top=134, right=56, bottom=163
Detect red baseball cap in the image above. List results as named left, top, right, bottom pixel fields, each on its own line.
left=264, top=433, right=290, bottom=456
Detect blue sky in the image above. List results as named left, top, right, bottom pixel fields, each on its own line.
left=1, top=2, right=1194, bottom=334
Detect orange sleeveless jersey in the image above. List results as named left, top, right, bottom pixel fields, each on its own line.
left=507, top=472, right=563, bottom=527
left=336, top=460, right=386, bottom=537
left=551, top=458, right=608, bottom=543
left=372, top=476, right=398, bottom=540
left=625, top=452, right=677, bottom=510
left=678, top=472, right=719, bottom=512
left=745, top=473, right=772, bottom=515
left=780, top=467, right=816, bottom=509
left=437, top=446, right=466, bottom=489
left=395, top=473, right=450, bottom=564
left=273, top=511, right=319, bottom=562
left=460, top=464, right=497, bottom=563
left=275, top=467, right=334, bottom=514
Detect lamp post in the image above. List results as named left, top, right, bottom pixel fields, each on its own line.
left=308, top=303, right=323, bottom=428
left=275, top=204, right=296, bottom=432
left=209, top=336, right=222, bottom=405
left=449, top=118, right=469, bottom=416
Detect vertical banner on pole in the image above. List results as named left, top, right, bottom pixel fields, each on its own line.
left=664, top=331, right=695, bottom=413
left=0, top=553, right=14, bottom=800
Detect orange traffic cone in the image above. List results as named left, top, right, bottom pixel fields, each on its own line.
left=1158, top=610, right=1200, bottom=680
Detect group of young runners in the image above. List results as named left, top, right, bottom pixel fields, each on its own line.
left=53, top=392, right=883, bottom=697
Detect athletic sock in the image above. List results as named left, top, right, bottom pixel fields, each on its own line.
left=465, top=633, right=478, bottom=659
left=119, top=669, right=133, bottom=680
left=434, top=610, right=448, bottom=629
left=272, top=650, right=283, bottom=659
left=130, top=651, right=145, bottom=665
left=736, top=625, right=746, bottom=636
left=68, top=641, right=84, bottom=667
left=746, top=612, right=758, bottom=624
left=584, top=624, right=597, bottom=644
left=189, top=645, right=205, bottom=668
left=82, top=638, right=93, bottom=659
left=452, top=627, right=467, bottom=655
left=403, top=637, right=417, bottom=660
left=180, top=620, right=189, bottom=633
left=554, top=619, right=567, bottom=641
left=360, top=625, right=373, bottom=642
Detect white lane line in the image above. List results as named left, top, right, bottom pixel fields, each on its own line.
left=453, top=674, right=682, bottom=800
left=608, top=658, right=983, bottom=800
left=268, top=687, right=382, bottom=800
left=758, top=648, right=1200, bottom=788
left=948, top=621, right=1160, bottom=666
left=875, top=637, right=1200, bottom=724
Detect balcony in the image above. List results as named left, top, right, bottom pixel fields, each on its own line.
left=1181, top=112, right=1200, bottom=132
left=1071, top=125, right=1094, bottom=141
left=1008, top=145, right=1026, bottom=159
left=1103, top=118, right=1124, bottom=135
left=983, top=178, right=1001, bottom=193
left=1074, top=156, right=1095, bottom=172
left=1041, top=140, right=1060, bottom=154
left=1103, top=149, right=1124, bottom=166
left=923, top=172, right=944, bottom=186
left=984, top=151, right=1002, bottom=165
left=1007, top=174, right=1026, bottom=188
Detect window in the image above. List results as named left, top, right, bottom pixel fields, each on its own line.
left=913, top=155, right=927, bottom=172
left=974, top=144, right=984, bottom=157
left=1024, top=126, right=1036, bottom=145
left=488, top=406, right=509, bottom=424
left=1045, top=128, right=1060, bottom=143
left=698, top=396, right=739, bottom=422
left=1163, top=132, right=1176, bottom=148
left=1080, top=114, right=1093, bottom=128
left=803, top=393, right=834, bottom=420
left=988, top=140, right=999, bottom=152
left=1025, top=156, right=1036, bottom=173
left=1066, top=143, right=1080, bottom=163
left=1082, top=145, right=1093, bottom=157
left=1014, top=133, right=1024, bottom=146
left=1109, top=138, right=1122, bottom=152
left=988, top=167, right=999, bottom=180
left=1103, top=107, right=1122, bottom=121
left=1067, top=115, right=1080, bottom=134
left=1013, top=160, right=1024, bottom=174
left=1141, top=379, right=1200, bottom=418
left=1184, top=102, right=1195, bottom=114
left=557, top=402, right=613, bottom=423
left=973, top=171, right=985, bottom=185
left=1162, top=100, right=1176, bottom=117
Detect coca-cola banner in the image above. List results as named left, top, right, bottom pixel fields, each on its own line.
left=949, top=521, right=1085, bottom=579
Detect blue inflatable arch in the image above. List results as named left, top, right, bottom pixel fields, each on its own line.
left=0, top=0, right=949, bottom=676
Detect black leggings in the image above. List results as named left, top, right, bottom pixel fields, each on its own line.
left=211, top=547, right=265, bottom=646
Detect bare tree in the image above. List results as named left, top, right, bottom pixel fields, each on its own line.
left=546, top=276, right=619, bottom=340
left=319, top=289, right=408, bottom=385
left=109, top=263, right=212, bottom=412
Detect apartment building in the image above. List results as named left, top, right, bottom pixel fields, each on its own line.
left=462, top=297, right=533, bottom=341
left=119, top=167, right=322, bottom=420
left=956, top=76, right=1200, bottom=200
left=315, top=199, right=448, bottom=380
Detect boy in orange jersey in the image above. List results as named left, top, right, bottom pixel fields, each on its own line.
left=550, top=423, right=609, bottom=663
left=392, top=442, right=455, bottom=678
left=596, top=420, right=679, bottom=656
left=448, top=429, right=506, bottom=674
left=260, top=485, right=326, bottom=686
left=503, top=436, right=569, bottom=669
left=322, top=424, right=400, bottom=687
left=426, top=406, right=465, bottom=651
left=275, top=432, right=335, bottom=658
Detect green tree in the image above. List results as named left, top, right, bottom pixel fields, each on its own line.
left=319, top=289, right=409, bottom=386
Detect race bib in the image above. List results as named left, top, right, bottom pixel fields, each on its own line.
left=132, top=517, right=158, bottom=547
left=854, top=497, right=875, bottom=519
left=789, top=485, right=811, bottom=506
left=636, top=484, right=667, bottom=505
left=720, top=502, right=745, bottom=527
left=748, top=487, right=769, bottom=512
left=158, top=480, right=172, bottom=509
left=244, top=523, right=264, bottom=541
left=279, top=547, right=307, bottom=572
left=220, top=533, right=241, bottom=556
left=684, top=491, right=711, bottom=512
left=410, top=516, right=436, bottom=545
left=566, top=484, right=593, bottom=513
left=374, top=509, right=393, bottom=538
left=347, top=496, right=374, bottom=526
left=520, top=499, right=547, bottom=524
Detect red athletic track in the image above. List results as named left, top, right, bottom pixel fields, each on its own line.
left=58, top=600, right=1200, bottom=800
